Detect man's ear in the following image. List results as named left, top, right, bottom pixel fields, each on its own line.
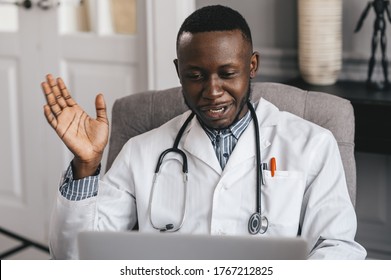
left=173, top=59, right=180, bottom=79
left=250, top=51, right=260, bottom=79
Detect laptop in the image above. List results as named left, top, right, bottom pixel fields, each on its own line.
left=78, top=231, right=307, bottom=260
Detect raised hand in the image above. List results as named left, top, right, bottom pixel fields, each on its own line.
left=42, top=74, right=109, bottom=179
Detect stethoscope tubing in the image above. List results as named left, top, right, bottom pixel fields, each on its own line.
left=149, top=112, right=194, bottom=232
left=149, top=102, right=268, bottom=234
left=247, top=101, right=263, bottom=215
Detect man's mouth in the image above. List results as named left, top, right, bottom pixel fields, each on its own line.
left=208, top=107, right=225, bottom=113
left=201, top=104, right=231, bottom=119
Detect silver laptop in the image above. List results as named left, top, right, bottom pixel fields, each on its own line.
left=78, top=231, right=307, bottom=260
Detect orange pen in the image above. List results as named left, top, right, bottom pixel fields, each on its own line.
left=270, top=157, right=276, bottom=177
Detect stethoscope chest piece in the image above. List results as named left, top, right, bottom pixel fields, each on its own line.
left=248, top=212, right=268, bottom=235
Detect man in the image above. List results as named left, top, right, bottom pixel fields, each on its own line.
left=43, top=5, right=366, bottom=259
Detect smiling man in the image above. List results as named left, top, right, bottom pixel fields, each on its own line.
left=174, top=29, right=257, bottom=129
left=43, top=5, right=366, bottom=260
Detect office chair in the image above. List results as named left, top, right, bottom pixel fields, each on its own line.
left=106, top=82, right=356, bottom=206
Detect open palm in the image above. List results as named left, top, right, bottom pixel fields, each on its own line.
left=42, top=74, right=109, bottom=172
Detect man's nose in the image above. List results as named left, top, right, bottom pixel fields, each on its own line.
left=203, top=75, right=224, bottom=99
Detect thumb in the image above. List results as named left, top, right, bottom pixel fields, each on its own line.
left=95, top=93, right=108, bottom=123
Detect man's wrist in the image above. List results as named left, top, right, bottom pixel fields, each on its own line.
left=60, top=163, right=99, bottom=200
left=71, top=158, right=101, bottom=179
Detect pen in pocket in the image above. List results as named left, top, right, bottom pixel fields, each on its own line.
left=270, top=157, right=276, bottom=177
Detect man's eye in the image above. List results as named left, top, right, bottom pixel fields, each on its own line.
left=187, top=73, right=203, bottom=80
left=220, top=72, right=236, bottom=79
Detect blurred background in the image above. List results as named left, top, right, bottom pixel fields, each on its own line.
left=0, top=0, right=389, bottom=259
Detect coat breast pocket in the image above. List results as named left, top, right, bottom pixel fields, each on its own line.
left=262, top=170, right=306, bottom=236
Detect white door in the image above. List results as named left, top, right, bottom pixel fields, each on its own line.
left=0, top=0, right=149, bottom=244
left=0, top=0, right=52, bottom=244
left=0, top=0, right=194, bottom=246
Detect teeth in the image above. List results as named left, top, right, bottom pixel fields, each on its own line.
left=209, top=107, right=224, bottom=113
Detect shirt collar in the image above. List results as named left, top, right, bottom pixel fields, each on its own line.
left=202, top=108, right=252, bottom=140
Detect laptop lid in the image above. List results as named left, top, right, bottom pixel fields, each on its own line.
left=78, top=231, right=307, bottom=260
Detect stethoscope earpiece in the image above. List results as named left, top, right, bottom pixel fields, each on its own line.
left=160, top=224, right=174, bottom=232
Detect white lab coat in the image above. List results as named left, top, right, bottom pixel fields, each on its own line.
left=49, top=98, right=366, bottom=259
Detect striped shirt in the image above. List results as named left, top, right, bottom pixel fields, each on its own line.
left=60, top=109, right=253, bottom=201
left=202, top=109, right=252, bottom=169
left=60, top=164, right=100, bottom=201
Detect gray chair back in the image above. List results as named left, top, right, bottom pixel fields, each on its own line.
left=107, top=82, right=356, bottom=206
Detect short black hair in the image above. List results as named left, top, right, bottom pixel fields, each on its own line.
left=176, top=5, right=253, bottom=49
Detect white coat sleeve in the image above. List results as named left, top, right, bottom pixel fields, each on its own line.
left=300, top=131, right=366, bottom=259
left=49, top=141, right=137, bottom=260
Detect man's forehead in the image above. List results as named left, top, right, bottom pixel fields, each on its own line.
left=179, top=29, right=244, bottom=42
left=177, top=30, right=249, bottom=50
left=176, top=30, right=252, bottom=65
left=177, top=32, right=194, bottom=47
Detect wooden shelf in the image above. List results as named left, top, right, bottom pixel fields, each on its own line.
left=285, top=78, right=391, bottom=154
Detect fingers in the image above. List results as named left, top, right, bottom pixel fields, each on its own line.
left=43, top=104, right=58, bottom=129
left=47, top=74, right=68, bottom=109
left=57, top=77, right=77, bottom=107
left=42, top=79, right=63, bottom=117
left=41, top=74, right=77, bottom=118
left=95, top=93, right=108, bottom=124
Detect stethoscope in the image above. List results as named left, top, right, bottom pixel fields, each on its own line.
left=148, top=100, right=269, bottom=234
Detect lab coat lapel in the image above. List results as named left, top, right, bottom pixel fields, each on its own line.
left=182, top=99, right=279, bottom=174
left=223, top=98, right=280, bottom=170
left=183, top=118, right=222, bottom=175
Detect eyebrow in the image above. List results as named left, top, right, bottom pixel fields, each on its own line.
left=183, top=62, right=240, bottom=70
left=219, top=63, right=240, bottom=68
